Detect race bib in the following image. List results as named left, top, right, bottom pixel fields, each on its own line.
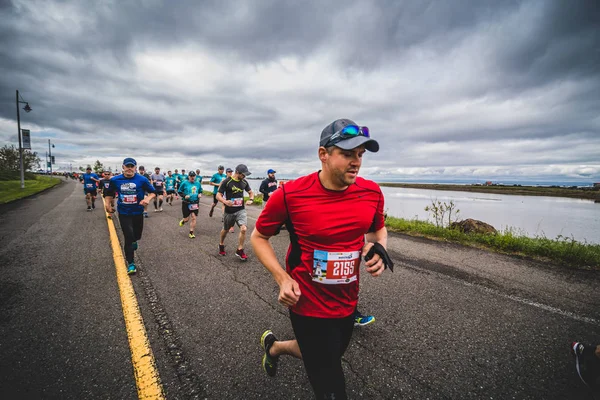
left=188, top=203, right=199, bottom=210
left=155, top=181, right=163, bottom=186
left=231, top=198, right=243, bottom=207
left=86, top=183, right=94, bottom=188
left=123, top=194, right=137, bottom=204
left=312, top=250, right=360, bottom=285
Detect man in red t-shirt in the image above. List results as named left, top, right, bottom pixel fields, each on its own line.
left=251, top=118, right=389, bottom=399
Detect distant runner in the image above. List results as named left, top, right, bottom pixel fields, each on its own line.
left=259, top=169, right=278, bottom=205
left=209, top=165, right=226, bottom=217
left=177, top=171, right=203, bottom=239
left=104, top=157, right=156, bottom=275
left=150, top=167, right=166, bottom=212
left=165, top=171, right=177, bottom=205
left=82, top=166, right=100, bottom=211
left=216, top=164, right=255, bottom=260
left=138, top=165, right=151, bottom=218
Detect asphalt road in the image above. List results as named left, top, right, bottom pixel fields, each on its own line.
left=1, top=179, right=598, bottom=399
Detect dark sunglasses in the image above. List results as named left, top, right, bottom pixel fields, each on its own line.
left=323, top=125, right=370, bottom=147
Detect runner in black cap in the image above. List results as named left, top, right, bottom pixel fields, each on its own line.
left=216, top=164, right=255, bottom=260
left=252, top=118, right=390, bottom=399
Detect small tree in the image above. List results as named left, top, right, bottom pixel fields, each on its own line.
left=425, top=199, right=460, bottom=228
left=0, top=145, right=40, bottom=171
left=93, top=160, right=104, bottom=174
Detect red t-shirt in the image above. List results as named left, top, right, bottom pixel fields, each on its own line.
left=255, top=171, right=385, bottom=318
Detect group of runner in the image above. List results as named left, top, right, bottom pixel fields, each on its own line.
left=75, top=118, right=598, bottom=399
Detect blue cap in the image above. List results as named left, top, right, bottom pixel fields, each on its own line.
left=123, top=157, right=137, bottom=166
left=267, top=169, right=276, bottom=174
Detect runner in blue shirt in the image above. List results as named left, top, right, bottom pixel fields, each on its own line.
left=177, top=171, right=203, bottom=239
left=165, top=171, right=177, bottom=206
left=82, top=166, right=100, bottom=211
left=208, top=165, right=226, bottom=218
left=104, top=157, right=156, bottom=274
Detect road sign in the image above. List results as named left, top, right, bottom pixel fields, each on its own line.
left=22, top=129, right=31, bottom=149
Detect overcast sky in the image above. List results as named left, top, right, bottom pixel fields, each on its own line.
left=1, top=0, right=599, bottom=183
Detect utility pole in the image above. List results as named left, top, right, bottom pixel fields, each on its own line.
left=48, top=139, right=53, bottom=175
left=16, top=90, right=24, bottom=188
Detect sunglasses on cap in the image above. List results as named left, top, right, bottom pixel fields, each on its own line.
left=324, top=125, right=370, bottom=147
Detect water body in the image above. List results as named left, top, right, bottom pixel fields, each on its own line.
left=240, top=178, right=600, bottom=244
left=380, top=186, right=600, bottom=244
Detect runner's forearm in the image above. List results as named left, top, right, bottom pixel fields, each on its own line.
left=251, top=229, right=290, bottom=286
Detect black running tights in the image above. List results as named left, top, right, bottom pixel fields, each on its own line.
left=118, top=214, right=144, bottom=263
left=290, top=311, right=354, bottom=400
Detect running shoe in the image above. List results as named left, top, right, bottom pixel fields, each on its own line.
left=209, top=207, right=214, bottom=217
left=159, top=207, right=163, bottom=212
left=179, top=219, right=185, bottom=227
left=132, top=242, right=138, bottom=251
left=260, top=330, right=279, bottom=377
left=229, top=227, right=235, bottom=233
left=127, top=263, right=136, bottom=275
left=154, top=209, right=159, bottom=212
left=189, top=233, right=196, bottom=239
left=219, top=244, right=226, bottom=256
left=144, top=212, right=149, bottom=218
left=354, top=310, right=375, bottom=327
left=92, top=203, right=96, bottom=209
left=571, top=342, right=600, bottom=390
left=235, top=249, right=248, bottom=261
left=87, top=206, right=92, bottom=211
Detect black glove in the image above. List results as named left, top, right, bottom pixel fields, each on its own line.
left=364, top=242, right=394, bottom=272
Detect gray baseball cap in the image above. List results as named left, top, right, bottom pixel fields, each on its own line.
left=319, top=118, right=379, bottom=152
left=235, top=164, right=251, bottom=176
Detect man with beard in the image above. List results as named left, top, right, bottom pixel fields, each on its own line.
left=251, top=119, right=390, bottom=399
left=259, top=169, right=278, bottom=205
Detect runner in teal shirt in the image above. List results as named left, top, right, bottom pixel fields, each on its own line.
left=165, top=171, right=177, bottom=206
left=209, top=165, right=226, bottom=217
left=177, top=171, right=203, bottom=239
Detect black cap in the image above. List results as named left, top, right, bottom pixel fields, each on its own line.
left=319, top=119, right=379, bottom=152
left=188, top=171, right=196, bottom=176
left=218, top=165, right=224, bottom=170
left=235, top=164, right=251, bottom=176
left=226, top=168, right=233, bottom=173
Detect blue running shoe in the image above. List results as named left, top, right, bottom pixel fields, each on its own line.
left=127, top=263, right=136, bottom=275
left=261, top=330, right=279, bottom=377
left=354, top=310, right=375, bottom=327
left=132, top=242, right=138, bottom=251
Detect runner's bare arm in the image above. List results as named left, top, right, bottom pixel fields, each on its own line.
left=104, top=195, right=115, bottom=213
left=251, top=228, right=301, bottom=307
left=246, top=189, right=255, bottom=205
left=363, top=227, right=388, bottom=277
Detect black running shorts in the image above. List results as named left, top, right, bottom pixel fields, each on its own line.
left=182, top=202, right=199, bottom=218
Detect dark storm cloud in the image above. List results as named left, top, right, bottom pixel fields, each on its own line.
left=0, top=0, right=598, bottom=181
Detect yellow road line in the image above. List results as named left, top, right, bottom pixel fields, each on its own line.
left=105, top=212, right=165, bottom=399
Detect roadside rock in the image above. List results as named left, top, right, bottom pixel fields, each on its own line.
left=451, top=218, right=497, bottom=235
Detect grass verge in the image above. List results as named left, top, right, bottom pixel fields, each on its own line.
left=0, top=176, right=62, bottom=204
left=385, top=216, right=600, bottom=269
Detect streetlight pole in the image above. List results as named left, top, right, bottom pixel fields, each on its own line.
left=15, top=90, right=32, bottom=189
left=48, top=139, right=53, bottom=175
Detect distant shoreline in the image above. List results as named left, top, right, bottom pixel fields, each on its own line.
left=378, top=182, right=600, bottom=200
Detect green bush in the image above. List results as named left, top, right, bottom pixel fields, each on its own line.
left=385, top=216, right=600, bottom=269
